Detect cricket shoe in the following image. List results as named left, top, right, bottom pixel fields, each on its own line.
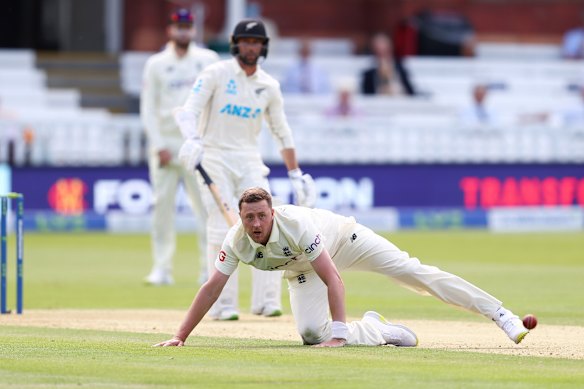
left=493, top=307, right=529, bottom=344
left=362, top=311, right=418, bottom=347
left=252, top=305, right=283, bottom=317
left=261, top=305, right=282, bottom=318
left=144, top=269, right=174, bottom=286
left=213, top=308, right=239, bottom=321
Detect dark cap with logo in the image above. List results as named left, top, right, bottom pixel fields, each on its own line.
left=170, top=9, right=194, bottom=25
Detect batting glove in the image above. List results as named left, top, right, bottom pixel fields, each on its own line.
left=288, top=168, right=316, bottom=207
left=178, top=138, right=204, bottom=171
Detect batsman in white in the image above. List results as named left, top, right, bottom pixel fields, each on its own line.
left=175, top=19, right=316, bottom=320
left=155, top=187, right=530, bottom=348
left=141, top=9, right=219, bottom=285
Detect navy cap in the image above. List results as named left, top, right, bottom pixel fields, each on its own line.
left=170, top=9, right=194, bottom=25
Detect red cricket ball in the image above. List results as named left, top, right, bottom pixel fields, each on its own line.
left=522, top=314, right=538, bottom=330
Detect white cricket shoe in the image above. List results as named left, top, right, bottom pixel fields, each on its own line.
left=213, top=308, right=239, bottom=321
left=493, top=307, right=529, bottom=344
left=362, top=311, right=418, bottom=347
left=262, top=305, right=282, bottom=318
left=144, top=269, right=174, bottom=286
left=252, top=305, right=282, bottom=318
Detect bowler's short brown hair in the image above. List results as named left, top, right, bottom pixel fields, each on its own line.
left=238, top=187, right=272, bottom=211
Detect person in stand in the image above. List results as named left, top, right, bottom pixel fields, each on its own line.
left=174, top=19, right=316, bottom=320
left=281, top=38, right=332, bottom=95
left=561, top=11, right=584, bottom=59
left=361, top=33, right=416, bottom=96
left=324, top=80, right=363, bottom=118
left=141, top=9, right=219, bottom=285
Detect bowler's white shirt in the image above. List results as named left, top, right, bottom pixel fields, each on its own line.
left=182, top=58, right=295, bottom=152
left=216, top=205, right=356, bottom=278
left=141, top=43, right=219, bottom=150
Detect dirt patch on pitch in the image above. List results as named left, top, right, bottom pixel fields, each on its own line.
left=1, top=309, right=582, bottom=360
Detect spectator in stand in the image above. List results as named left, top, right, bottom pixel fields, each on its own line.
left=324, top=79, right=363, bottom=118
left=459, top=82, right=549, bottom=128
left=458, top=83, right=499, bottom=127
left=361, top=33, right=416, bottom=96
left=281, top=38, right=332, bottom=95
left=561, top=12, right=584, bottom=59
left=555, top=85, right=584, bottom=126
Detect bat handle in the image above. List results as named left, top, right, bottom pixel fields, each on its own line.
left=196, top=164, right=213, bottom=185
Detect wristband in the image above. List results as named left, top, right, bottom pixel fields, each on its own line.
left=331, top=321, right=348, bottom=340
left=288, top=168, right=303, bottom=179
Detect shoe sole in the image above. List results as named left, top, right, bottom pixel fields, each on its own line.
left=264, top=309, right=282, bottom=317
left=515, top=330, right=529, bottom=344
left=215, top=314, right=239, bottom=321
left=363, top=311, right=418, bottom=347
left=387, top=323, right=419, bottom=347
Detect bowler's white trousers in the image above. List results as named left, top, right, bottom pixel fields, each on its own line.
left=288, top=224, right=502, bottom=345
left=201, top=148, right=282, bottom=316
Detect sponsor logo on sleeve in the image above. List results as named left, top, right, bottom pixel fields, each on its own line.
left=304, top=234, right=322, bottom=254
left=218, top=250, right=226, bottom=262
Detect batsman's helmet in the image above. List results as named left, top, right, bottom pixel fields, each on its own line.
left=230, top=19, right=269, bottom=58
left=170, top=8, right=194, bottom=26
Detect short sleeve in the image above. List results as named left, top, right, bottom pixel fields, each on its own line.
left=214, top=244, right=239, bottom=276
left=295, top=219, right=324, bottom=262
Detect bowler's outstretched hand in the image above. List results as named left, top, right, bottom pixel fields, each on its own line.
left=153, top=337, right=184, bottom=347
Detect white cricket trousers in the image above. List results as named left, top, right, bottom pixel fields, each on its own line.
left=287, top=224, right=502, bottom=346
left=148, top=137, right=207, bottom=276
left=200, top=149, right=282, bottom=316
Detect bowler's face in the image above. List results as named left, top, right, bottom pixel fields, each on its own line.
left=240, top=200, right=274, bottom=245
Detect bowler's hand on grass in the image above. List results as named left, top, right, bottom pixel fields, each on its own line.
left=313, top=338, right=346, bottom=348
left=153, top=337, right=184, bottom=347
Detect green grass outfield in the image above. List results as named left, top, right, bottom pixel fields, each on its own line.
left=1, top=231, right=583, bottom=388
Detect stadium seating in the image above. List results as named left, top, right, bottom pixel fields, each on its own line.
left=3, top=42, right=584, bottom=166
left=269, top=37, right=356, bottom=57
left=0, top=50, right=36, bottom=69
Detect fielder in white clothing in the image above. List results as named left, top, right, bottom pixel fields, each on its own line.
left=155, top=187, right=530, bottom=348
left=141, top=9, right=219, bottom=285
left=175, top=19, right=316, bottom=320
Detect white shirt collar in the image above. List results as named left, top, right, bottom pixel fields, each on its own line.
left=245, top=217, right=280, bottom=248
left=231, top=57, right=261, bottom=79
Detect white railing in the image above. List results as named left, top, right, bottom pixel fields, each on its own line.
left=2, top=113, right=584, bottom=166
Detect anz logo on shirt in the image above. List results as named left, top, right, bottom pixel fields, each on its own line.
left=220, top=104, right=261, bottom=119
